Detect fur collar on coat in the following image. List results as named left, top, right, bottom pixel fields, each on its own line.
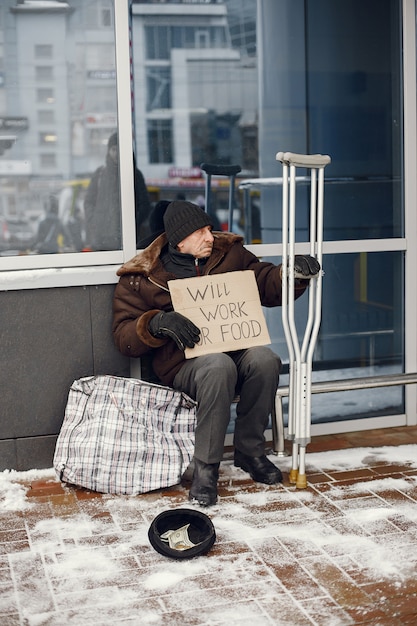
left=116, top=231, right=244, bottom=277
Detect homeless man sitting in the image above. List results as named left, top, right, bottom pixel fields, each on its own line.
left=112, top=200, right=320, bottom=507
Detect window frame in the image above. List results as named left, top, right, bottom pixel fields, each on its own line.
left=0, top=0, right=135, bottom=281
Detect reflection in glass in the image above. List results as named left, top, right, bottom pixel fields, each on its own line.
left=258, top=0, right=402, bottom=243
left=131, top=0, right=258, bottom=237
left=266, top=250, right=404, bottom=423
left=84, top=131, right=121, bottom=251
left=0, top=0, right=153, bottom=255
left=0, top=1, right=407, bottom=427
left=82, top=131, right=151, bottom=251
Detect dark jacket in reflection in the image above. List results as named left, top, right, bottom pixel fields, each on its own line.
left=34, top=204, right=70, bottom=254
left=84, top=150, right=121, bottom=251
left=84, top=139, right=151, bottom=251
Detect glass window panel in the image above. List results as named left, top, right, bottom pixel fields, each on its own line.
left=40, top=153, right=57, bottom=168
left=184, top=26, right=195, bottom=48
left=145, top=26, right=169, bottom=60
left=85, top=43, right=115, bottom=69
left=87, top=128, right=114, bottom=157
left=35, top=66, right=54, bottom=81
left=195, top=30, right=209, bottom=49
left=265, top=249, right=404, bottom=423
left=84, top=1, right=113, bottom=30
left=0, top=0, right=405, bottom=428
left=0, top=0, right=121, bottom=255
left=35, top=45, right=53, bottom=59
left=318, top=251, right=403, bottom=371
left=172, top=26, right=183, bottom=49
left=265, top=250, right=403, bottom=370
left=101, top=7, right=113, bottom=28
left=39, top=132, right=57, bottom=146
left=157, top=27, right=170, bottom=59
left=306, top=1, right=402, bottom=241
left=147, top=119, right=173, bottom=163
left=146, top=67, right=171, bottom=111
left=145, top=26, right=157, bottom=60
left=131, top=0, right=405, bottom=426
left=258, top=1, right=402, bottom=242
left=37, top=88, right=54, bottom=104
left=38, top=110, right=55, bottom=124
left=85, top=86, right=117, bottom=113
left=323, top=179, right=402, bottom=240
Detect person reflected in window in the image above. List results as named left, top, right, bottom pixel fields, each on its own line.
left=67, top=206, right=85, bottom=252
left=137, top=199, right=171, bottom=248
left=84, top=131, right=151, bottom=251
left=133, top=152, right=152, bottom=246
left=33, top=195, right=70, bottom=254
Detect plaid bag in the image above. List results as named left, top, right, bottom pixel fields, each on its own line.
left=53, top=375, right=197, bottom=495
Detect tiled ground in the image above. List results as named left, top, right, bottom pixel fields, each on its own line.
left=1, top=425, right=417, bottom=625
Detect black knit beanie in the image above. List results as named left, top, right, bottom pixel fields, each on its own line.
left=163, top=201, right=213, bottom=248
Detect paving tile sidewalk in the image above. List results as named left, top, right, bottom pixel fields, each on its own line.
left=1, top=426, right=417, bottom=625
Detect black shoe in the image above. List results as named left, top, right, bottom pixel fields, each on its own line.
left=234, top=449, right=283, bottom=485
left=189, top=458, right=219, bottom=507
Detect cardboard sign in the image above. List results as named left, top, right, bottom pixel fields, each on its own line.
left=168, top=270, right=271, bottom=358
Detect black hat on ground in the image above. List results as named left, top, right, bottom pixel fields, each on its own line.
left=163, top=200, right=213, bottom=248
left=148, top=508, right=216, bottom=559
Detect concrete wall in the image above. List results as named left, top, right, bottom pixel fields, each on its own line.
left=0, top=284, right=130, bottom=471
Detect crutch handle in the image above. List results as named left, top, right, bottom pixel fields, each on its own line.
left=200, top=163, right=242, bottom=176
left=276, top=152, right=331, bottom=168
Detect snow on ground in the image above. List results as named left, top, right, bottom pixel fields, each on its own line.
left=1, top=445, right=417, bottom=625
left=1, top=442, right=416, bottom=514
left=0, top=468, right=54, bottom=511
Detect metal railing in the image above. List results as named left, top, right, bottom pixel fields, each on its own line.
left=271, top=372, right=417, bottom=456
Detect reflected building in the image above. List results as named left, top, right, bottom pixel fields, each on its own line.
left=0, top=0, right=118, bottom=183
left=0, top=0, right=258, bottom=189
left=131, top=0, right=258, bottom=178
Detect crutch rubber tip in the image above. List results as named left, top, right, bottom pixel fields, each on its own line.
left=289, top=469, right=298, bottom=484
left=296, top=473, right=308, bottom=489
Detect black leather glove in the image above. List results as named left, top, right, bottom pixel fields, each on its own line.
left=294, top=255, right=321, bottom=279
left=148, top=311, right=200, bottom=350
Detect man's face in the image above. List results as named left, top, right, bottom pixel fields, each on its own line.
left=177, top=226, right=214, bottom=258
left=108, top=145, right=118, bottom=163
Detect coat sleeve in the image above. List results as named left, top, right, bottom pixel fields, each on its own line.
left=228, top=242, right=309, bottom=306
left=112, top=275, right=167, bottom=357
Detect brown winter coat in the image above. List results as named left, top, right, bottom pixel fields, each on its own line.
left=112, top=231, right=308, bottom=386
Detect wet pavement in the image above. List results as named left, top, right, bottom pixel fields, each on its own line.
left=1, top=425, right=417, bottom=625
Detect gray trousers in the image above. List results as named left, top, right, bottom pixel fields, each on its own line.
left=172, top=346, right=281, bottom=464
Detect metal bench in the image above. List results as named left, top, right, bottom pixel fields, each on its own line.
left=132, top=359, right=417, bottom=460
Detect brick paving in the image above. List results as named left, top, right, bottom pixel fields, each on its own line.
left=1, top=426, right=417, bottom=625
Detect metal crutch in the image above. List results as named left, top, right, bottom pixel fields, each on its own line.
left=200, top=163, right=242, bottom=231
left=276, top=151, right=331, bottom=489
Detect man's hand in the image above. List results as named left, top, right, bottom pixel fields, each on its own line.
left=293, top=255, right=321, bottom=279
left=149, top=311, right=200, bottom=350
